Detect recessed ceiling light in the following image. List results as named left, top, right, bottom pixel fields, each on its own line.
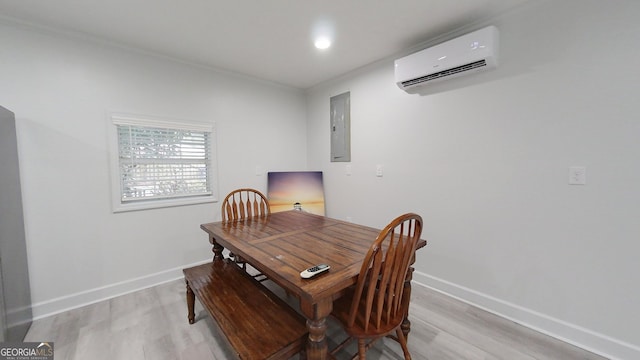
left=312, top=18, right=334, bottom=50
left=314, top=37, right=331, bottom=50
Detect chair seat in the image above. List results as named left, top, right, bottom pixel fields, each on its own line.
left=332, top=286, right=405, bottom=338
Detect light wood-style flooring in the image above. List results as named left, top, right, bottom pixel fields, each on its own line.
left=25, top=278, right=607, bottom=359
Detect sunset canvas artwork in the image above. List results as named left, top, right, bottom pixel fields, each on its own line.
left=267, top=171, right=325, bottom=215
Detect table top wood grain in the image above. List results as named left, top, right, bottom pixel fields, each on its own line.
left=201, top=210, right=425, bottom=303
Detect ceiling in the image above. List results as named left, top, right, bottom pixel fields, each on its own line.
left=0, top=0, right=532, bottom=89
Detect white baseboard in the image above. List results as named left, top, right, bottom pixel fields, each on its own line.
left=412, top=271, right=640, bottom=360
left=30, top=259, right=211, bottom=321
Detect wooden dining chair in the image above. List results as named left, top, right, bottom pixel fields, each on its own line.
left=330, top=213, right=423, bottom=360
left=221, top=188, right=271, bottom=280
left=221, top=188, right=270, bottom=222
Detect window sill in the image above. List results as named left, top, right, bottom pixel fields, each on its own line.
left=112, top=195, right=217, bottom=213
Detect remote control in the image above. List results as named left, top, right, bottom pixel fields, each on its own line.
left=300, top=264, right=330, bottom=279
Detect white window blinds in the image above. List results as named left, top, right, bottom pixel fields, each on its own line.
left=116, top=122, right=212, bottom=202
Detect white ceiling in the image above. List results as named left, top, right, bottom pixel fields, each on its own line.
left=0, top=0, right=532, bottom=89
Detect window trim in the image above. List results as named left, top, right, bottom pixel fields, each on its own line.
left=108, top=113, right=218, bottom=213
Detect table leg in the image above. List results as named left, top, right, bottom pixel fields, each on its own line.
left=209, top=235, right=225, bottom=261
left=300, top=298, right=333, bottom=360
left=401, top=265, right=416, bottom=340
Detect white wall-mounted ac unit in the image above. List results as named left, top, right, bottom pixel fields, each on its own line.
left=394, top=26, right=499, bottom=91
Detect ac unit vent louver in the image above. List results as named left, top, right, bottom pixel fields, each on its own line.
left=401, top=60, right=487, bottom=87
left=395, top=26, right=499, bottom=91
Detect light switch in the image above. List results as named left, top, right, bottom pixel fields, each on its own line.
left=345, top=164, right=352, bottom=176
left=376, top=164, right=383, bottom=177
left=569, top=166, right=586, bottom=185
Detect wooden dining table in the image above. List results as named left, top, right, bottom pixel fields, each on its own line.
left=200, top=210, right=427, bottom=360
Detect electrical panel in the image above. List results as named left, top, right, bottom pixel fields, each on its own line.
left=330, top=92, right=351, bottom=162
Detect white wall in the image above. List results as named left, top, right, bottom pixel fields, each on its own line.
left=0, top=22, right=307, bottom=318
left=306, top=0, right=640, bottom=359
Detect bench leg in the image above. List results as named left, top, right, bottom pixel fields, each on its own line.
left=186, top=280, right=195, bottom=324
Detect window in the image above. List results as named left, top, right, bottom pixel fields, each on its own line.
left=109, top=113, right=217, bottom=212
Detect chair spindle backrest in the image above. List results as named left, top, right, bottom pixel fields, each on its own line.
left=221, top=188, right=270, bottom=222
left=348, top=213, right=423, bottom=332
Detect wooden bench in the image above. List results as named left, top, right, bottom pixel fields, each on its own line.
left=183, top=260, right=308, bottom=360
